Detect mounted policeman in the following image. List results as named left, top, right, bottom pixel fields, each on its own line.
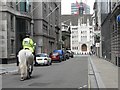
left=22, top=34, right=36, bottom=54
left=17, top=33, right=36, bottom=81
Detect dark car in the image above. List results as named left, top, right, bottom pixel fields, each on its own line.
left=66, top=50, right=74, bottom=58
left=65, top=51, right=70, bottom=59
left=50, top=52, right=62, bottom=62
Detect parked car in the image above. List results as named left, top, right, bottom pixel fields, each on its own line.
left=65, top=51, right=70, bottom=59
left=66, top=50, right=74, bottom=58
left=49, top=52, right=62, bottom=62
left=35, top=53, right=52, bottom=66
left=63, top=50, right=70, bottom=59
left=53, top=49, right=66, bottom=61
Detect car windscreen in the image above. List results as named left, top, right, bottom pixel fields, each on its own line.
left=52, top=53, right=59, bottom=56
left=53, top=50, right=63, bottom=55
left=36, top=54, right=47, bottom=57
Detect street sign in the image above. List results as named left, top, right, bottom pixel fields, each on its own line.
left=117, top=15, right=120, bottom=22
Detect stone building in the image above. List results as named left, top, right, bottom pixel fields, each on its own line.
left=94, top=0, right=120, bottom=66
left=61, top=23, right=71, bottom=50
left=0, top=0, right=33, bottom=63
left=0, top=1, right=61, bottom=63
left=61, top=15, right=94, bottom=54
left=33, top=2, right=61, bottom=54
left=110, top=0, right=120, bottom=66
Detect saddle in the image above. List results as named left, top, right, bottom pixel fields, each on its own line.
left=25, top=48, right=29, bottom=50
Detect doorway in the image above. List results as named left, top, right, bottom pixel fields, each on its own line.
left=16, top=18, right=27, bottom=54
left=81, top=44, right=87, bottom=51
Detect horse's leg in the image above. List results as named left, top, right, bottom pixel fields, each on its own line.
left=19, top=64, right=25, bottom=81
left=26, top=61, right=31, bottom=79
left=29, top=64, right=33, bottom=77
left=28, top=55, right=34, bottom=77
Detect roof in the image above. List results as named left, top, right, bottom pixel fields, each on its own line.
left=61, top=14, right=92, bottom=26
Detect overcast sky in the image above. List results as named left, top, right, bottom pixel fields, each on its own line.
left=61, top=0, right=95, bottom=15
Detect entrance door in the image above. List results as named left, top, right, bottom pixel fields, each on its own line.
left=81, top=44, right=87, bottom=51
left=16, top=18, right=26, bottom=54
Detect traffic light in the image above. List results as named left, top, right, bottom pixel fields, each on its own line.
left=95, top=35, right=100, bottom=43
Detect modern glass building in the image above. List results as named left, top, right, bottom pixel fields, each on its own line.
left=71, top=2, right=90, bottom=15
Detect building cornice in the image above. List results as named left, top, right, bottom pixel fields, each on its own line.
left=110, top=2, right=120, bottom=19
left=33, top=33, right=55, bottom=40
left=1, top=6, right=32, bottom=19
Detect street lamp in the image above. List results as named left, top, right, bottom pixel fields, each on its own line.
left=61, top=19, right=71, bottom=50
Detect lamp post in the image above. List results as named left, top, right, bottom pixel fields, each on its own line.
left=91, top=30, right=101, bottom=56
left=61, top=19, right=71, bottom=50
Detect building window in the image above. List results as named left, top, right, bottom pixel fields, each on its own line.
left=10, top=2, right=13, bottom=8
left=11, top=39, right=14, bottom=54
left=43, top=2, right=47, bottom=18
left=43, top=24, right=48, bottom=32
left=11, top=15, right=14, bottom=31
left=72, top=47, right=74, bottom=50
left=16, top=0, right=19, bottom=11
left=20, top=1, right=29, bottom=12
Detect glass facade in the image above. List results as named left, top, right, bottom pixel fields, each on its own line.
left=71, top=2, right=90, bottom=15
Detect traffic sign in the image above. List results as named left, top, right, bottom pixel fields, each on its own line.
left=117, top=15, right=120, bottom=22
left=96, top=43, right=100, bottom=47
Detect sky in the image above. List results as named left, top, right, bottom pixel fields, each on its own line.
left=61, top=0, right=95, bottom=15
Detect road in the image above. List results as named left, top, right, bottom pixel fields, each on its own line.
left=2, top=55, right=89, bottom=89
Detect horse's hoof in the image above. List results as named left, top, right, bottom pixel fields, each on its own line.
left=20, top=77, right=24, bottom=81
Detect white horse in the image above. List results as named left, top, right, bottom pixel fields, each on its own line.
left=18, top=49, right=34, bottom=81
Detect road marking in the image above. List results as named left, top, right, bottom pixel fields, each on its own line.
left=83, top=85, right=87, bottom=88
left=78, top=84, right=87, bottom=89
left=78, top=87, right=83, bottom=89
left=88, top=56, right=91, bottom=89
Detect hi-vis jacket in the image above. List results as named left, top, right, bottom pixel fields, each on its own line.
left=22, top=38, right=35, bottom=53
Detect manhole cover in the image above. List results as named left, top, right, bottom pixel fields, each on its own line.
left=29, top=82, right=50, bottom=87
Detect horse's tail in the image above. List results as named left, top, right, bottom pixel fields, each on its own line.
left=18, top=49, right=27, bottom=64
left=18, top=49, right=28, bottom=76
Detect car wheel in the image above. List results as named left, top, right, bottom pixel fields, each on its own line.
left=34, top=63, right=38, bottom=66
left=59, top=59, right=62, bottom=62
left=47, top=62, right=50, bottom=66
left=50, top=61, right=52, bottom=65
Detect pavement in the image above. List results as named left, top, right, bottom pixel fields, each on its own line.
left=0, top=55, right=118, bottom=89
left=0, top=63, right=18, bottom=75
left=89, top=55, right=118, bottom=89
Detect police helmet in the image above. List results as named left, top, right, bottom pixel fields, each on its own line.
left=25, top=33, right=30, bottom=38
